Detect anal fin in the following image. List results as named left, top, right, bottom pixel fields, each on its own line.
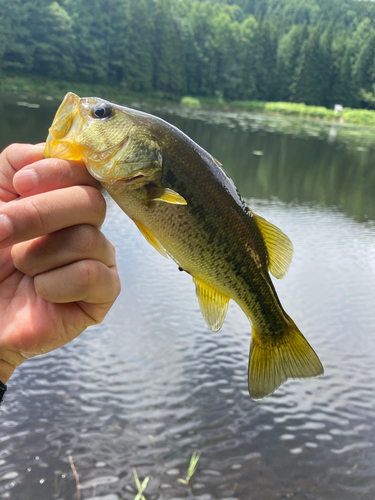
left=132, top=219, right=168, bottom=258
left=193, top=277, right=230, bottom=332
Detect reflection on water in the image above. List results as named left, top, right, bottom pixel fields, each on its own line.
left=1, top=93, right=375, bottom=499
left=155, top=107, right=375, bottom=222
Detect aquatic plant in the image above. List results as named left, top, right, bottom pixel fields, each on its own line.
left=181, top=96, right=201, bottom=109
left=132, top=468, right=150, bottom=500
left=178, top=452, right=201, bottom=486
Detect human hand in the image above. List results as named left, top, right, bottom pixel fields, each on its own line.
left=0, top=144, right=121, bottom=384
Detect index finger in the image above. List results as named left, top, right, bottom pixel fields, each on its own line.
left=13, top=157, right=101, bottom=197
left=0, top=144, right=45, bottom=202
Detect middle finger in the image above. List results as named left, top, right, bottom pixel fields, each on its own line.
left=0, top=186, right=106, bottom=248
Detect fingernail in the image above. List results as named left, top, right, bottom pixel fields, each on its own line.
left=14, top=169, right=37, bottom=193
left=0, top=215, right=12, bottom=242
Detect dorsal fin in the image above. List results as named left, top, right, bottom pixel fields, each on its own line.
left=253, top=213, right=293, bottom=279
left=193, top=277, right=230, bottom=332
left=132, top=219, right=168, bottom=258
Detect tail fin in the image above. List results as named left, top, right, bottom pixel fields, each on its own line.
left=248, top=318, right=323, bottom=400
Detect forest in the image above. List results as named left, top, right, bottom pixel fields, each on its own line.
left=1, top=0, right=375, bottom=109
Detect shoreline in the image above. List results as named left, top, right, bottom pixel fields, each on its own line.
left=2, top=75, right=375, bottom=128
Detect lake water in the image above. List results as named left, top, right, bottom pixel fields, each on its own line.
left=1, top=93, right=375, bottom=500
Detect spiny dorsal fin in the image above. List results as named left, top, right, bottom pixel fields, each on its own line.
left=253, top=213, right=293, bottom=279
left=193, top=277, right=230, bottom=332
left=248, top=316, right=324, bottom=400
left=148, top=187, right=187, bottom=205
left=132, top=219, right=168, bottom=258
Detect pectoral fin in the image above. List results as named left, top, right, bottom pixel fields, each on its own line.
left=193, top=277, right=230, bottom=332
left=148, top=187, right=187, bottom=205
left=253, top=213, right=293, bottom=279
left=132, top=219, right=168, bottom=258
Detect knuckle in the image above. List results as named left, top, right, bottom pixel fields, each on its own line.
left=78, top=260, right=99, bottom=289
left=49, top=157, right=67, bottom=175
left=89, top=187, right=107, bottom=218
left=11, top=239, right=43, bottom=276
left=4, top=143, right=21, bottom=156
left=11, top=243, right=28, bottom=273
left=33, top=274, right=48, bottom=299
left=105, top=267, right=121, bottom=302
left=3, top=144, right=21, bottom=167
left=27, top=197, right=47, bottom=230
left=73, top=225, right=98, bottom=255
left=106, top=240, right=117, bottom=267
left=76, top=186, right=106, bottom=226
left=113, top=271, right=122, bottom=298
left=6, top=143, right=25, bottom=155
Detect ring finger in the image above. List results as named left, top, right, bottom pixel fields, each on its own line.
left=11, top=225, right=116, bottom=277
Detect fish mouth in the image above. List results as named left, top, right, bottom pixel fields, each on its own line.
left=45, top=92, right=83, bottom=160
left=124, top=174, right=145, bottom=183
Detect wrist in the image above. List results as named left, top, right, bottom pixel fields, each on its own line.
left=0, top=359, right=16, bottom=385
left=0, top=380, right=7, bottom=403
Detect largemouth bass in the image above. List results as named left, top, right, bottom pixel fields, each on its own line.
left=45, top=93, right=324, bottom=400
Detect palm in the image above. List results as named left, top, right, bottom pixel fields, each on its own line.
left=0, top=246, right=90, bottom=361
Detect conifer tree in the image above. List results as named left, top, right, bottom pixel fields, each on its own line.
left=277, top=24, right=309, bottom=101
left=291, top=27, right=327, bottom=105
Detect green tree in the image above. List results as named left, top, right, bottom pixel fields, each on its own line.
left=152, top=0, right=186, bottom=94
left=263, top=0, right=320, bottom=34
left=32, top=2, right=75, bottom=78
left=240, top=15, right=258, bottom=99
left=354, top=33, right=375, bottom=105
left=0, top=0, right=5, bottom=75
left=253, top=20, right=278, bottom=101
left=332, top=36, right=354, bottom=107
left=184, top=1, right=217, bottom=96
left=291, top=26, right=327, bottom=105
left=319, top=23, right=334, bottom=107
left=212, top=11, right=243, bottom=99
left=122, top=0, right=154, bottom=91
left=1, top=0, right=375, bottom=109
left=1, top=0, right=36, bottom=73
left=277, top=24, right=308, bottom=101
left=359, top=84, right=375, bottom=110
left=67, top=0, right=111, bottom=82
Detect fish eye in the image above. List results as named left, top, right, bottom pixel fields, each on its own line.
left=91, top=102, right=113, bottom=119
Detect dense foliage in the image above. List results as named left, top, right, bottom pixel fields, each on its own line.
left=1, top=0, right=375, bottom=108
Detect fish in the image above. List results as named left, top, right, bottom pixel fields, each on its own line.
left=45, top=92, right=324, bottom=400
